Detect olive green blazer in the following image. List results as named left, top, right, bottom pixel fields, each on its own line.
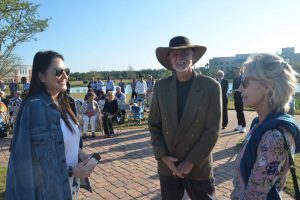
left=148, top=71, right=221, bottom=180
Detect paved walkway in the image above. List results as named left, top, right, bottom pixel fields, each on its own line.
left=0, top=110, right=296, bottom=199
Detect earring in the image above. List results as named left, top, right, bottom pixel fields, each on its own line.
left=267, top=90, right=273, bottom=105
left=268, top=97, right=273, bottom=105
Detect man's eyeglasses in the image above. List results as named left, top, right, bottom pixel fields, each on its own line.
left=54, top=68, right=70, bottom=77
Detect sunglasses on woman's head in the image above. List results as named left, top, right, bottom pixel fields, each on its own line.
left=53, top=68, right=70, bottom=77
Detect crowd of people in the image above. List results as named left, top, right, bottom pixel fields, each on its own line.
left=0, top=78, right=31, bottom=138
left=69, top=74, right=155, bottom=140
left=86, top=74, right=154, bottom=106
left=3, top=36, right=300, bottom=200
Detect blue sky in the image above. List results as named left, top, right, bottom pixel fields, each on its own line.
left=14, top=0, right=300, bottom=72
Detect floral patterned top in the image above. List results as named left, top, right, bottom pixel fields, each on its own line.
left=231, top=127, right=296, bottom=200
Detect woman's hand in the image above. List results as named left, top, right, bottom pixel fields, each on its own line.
left=78, top=150, right=98, bottom=172
left=73, top=161, right=92, bottom=179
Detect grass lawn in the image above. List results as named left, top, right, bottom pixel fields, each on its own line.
left=0, top=167, right=6, bottom=200
left=114, top=113, right=149, bottom=131
left=236, top=138, right=299, bottom=198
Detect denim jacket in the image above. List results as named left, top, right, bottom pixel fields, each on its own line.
left=6, top=92, right=72, bottom=200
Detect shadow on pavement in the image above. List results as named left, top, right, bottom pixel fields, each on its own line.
left=213, top=145, right=237, bottom=163
left=84, top=129, right=150, bottom=148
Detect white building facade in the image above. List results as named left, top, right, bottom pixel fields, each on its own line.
left=209, top=47, right=300, bottom=73
left=1, top=65, right=32, bottom=84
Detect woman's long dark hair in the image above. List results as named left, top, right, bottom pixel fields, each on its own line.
left=27, top=50, right=78, bottom=132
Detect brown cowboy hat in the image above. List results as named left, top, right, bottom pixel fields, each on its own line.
left=156, top=36, right=207, bottom=70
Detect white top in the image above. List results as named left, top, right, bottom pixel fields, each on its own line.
left=61, top=117, right=80, bottom=167
left=135, top=80, right=147, bottom=94
left=60, top=116, right=80, bottom=186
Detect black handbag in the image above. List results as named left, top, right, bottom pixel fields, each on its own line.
left=278, top=128, right=300, bottom=200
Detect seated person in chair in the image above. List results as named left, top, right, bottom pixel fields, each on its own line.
left=129, top=101, right=144, bottom=124
left=102, top=91, right=119, bottom=138
left=82, top=92, right=100, bottom=138
left=8, top=91, right=23, bottom=124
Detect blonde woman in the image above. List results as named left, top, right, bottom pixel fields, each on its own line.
left=231, top=53, right=300, bottom=200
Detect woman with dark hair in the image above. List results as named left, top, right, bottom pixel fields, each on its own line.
left=6, top=51, right=96, bottom=200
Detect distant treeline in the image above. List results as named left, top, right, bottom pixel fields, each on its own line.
left=69, top=61, right=300, bottom=82
left=69, top=67, right=213, bottom=81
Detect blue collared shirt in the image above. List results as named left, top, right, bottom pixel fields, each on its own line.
left=106, top=80, right=115, bottom=91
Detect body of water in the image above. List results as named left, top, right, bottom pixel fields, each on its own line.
left=70, top=83, right=300, bottom=94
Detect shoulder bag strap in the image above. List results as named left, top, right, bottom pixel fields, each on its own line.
left=277, top=128, right=300, bottom=200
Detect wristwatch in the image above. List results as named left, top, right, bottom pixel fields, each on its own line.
left=68, top=166, right=73, bottom=177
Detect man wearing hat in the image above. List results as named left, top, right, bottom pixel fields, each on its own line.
left=148, top=36, right=221, bottom=199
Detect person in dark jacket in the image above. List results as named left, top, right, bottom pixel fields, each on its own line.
left=149, top=36, right=221, bottom=200
left=216, top=70, right=229, bottom=129
left=102, top=91, right=119, bottom=138
left=232, top=66, right=246, bottom=133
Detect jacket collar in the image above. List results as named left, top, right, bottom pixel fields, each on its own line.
left=30, top=92, right=55, bottom=107
left=166, top=71, right=206, bottom=145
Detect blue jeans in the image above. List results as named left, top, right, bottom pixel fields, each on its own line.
left=159, top=175, right=215, bottom=200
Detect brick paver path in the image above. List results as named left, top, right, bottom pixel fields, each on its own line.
left=0, top=110, right=297, bottom=199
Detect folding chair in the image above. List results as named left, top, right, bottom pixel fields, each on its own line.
left=128, top=105, right=145, bottom=126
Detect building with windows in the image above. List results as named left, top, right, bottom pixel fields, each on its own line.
left=281, top=47, right=300, bottom=63
left=1, top=65, right=32, bottom=84
left=209, top=54, right=250, bottom=73
left=209, top=47, right=300, bottom=73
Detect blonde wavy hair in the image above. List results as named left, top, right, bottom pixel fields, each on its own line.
left=243, top=53, right=298, bottom=113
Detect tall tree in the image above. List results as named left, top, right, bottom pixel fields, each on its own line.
left=0, top=0, right=49, bottom=78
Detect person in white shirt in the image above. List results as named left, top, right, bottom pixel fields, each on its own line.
left=135, top=75, right=147, bottom=98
